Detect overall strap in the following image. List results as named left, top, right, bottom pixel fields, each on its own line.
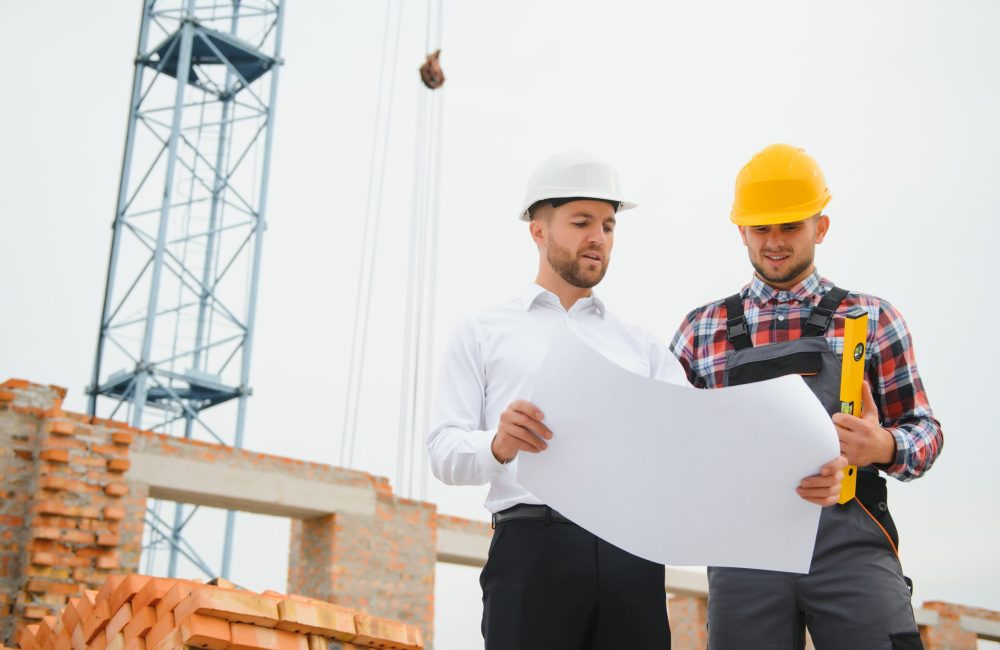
left=802, top=286, right=849, bottom=337
left=724, top=294, right=753, bottom=351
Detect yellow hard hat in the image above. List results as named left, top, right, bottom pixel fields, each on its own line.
left=730, top=144, right=831, bottom=226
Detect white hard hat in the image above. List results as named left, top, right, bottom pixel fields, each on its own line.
left=518, top=151, right=636, bottom=221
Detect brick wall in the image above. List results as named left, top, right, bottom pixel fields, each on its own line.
left=0, top=379, right=143, bottom=646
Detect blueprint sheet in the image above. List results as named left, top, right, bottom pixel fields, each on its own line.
left=517, top=326, right=840, bottom=574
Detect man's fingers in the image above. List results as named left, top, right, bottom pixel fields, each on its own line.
left=800, top=470, right=844, bottom=488
left=861, top=380, right=877, bottom=415
left=505, top=424, right=547, bottom=451
left=508, top=400, right=545, bottom=421
left=820, top=456, right=848, bottom=475
left=506, top=412, right=552, bottom=440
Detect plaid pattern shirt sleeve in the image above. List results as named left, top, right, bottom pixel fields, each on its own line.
left=668, top=273, right=943, bottom=482
left=869, top=300, right=942, bottom=481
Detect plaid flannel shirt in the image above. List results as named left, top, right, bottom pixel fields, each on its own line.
left=669, top=270, right=942, bottom=481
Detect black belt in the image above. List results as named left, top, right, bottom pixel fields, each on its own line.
left=492, top=504, right=573, bottom=528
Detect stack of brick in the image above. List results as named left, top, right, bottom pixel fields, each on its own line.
left=0, top=379, right=144, bottom=644
left=15, top=575, right=423, bottom=650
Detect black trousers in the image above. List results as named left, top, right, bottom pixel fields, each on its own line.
left=480, top=515, right=670, bottom=650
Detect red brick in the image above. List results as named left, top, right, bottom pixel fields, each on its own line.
left=155, top=582, right=197, bottom=620
left=62, top=597, right=83, bottom=634
left=97, top=553, right=120, bottom=570
left=106, top=632, right=125, bottom=650
left=228, top=623, right=308, bottom=650
left=32, top=552, right=58, bottom=567
left=178, top=612, right=232, bottom=650
left=36, top=617, right=57, bottom=649
left=71, top=624, right=87, bottom=650
left=122, top=638, right=145, bottom=650
left=0, top=389, right=16, bottom=402
left=73, top=591, right=98, bottom=627
left=39, top=449, right=70, bottom=464
left=110, top=431, right=135, bottom=446
left=107, top=459, right=131, bottom=473
left=105, top=603, right=132, bottom=642
left=352, top=614, right=417, bottom=649
left=19, top=624, right=40, bottom=649
left=47, top=421, right=76, bottom=436
left=142, top=613, right=174, bottom=650
left=110, top=575, right=150, bottom=614
left=131, top=579, right=175, bottom=614
left=97, top=533, right=121, bottom=547
left=83, top=598, right=111, bottom=643
left=103, top=484, right=129, bottom=497
left=173, top=588, right=280, bottom=628
left=275, top=600, right=356, bottom=640
left=122, top=606, right=157, bottom=644
left=96, top=576, right=126, bottom=606
left=26, top=579, right=81, bottom=597
left=103, top=507, right=126, bottom=521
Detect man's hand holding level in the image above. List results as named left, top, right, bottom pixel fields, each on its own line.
left=491, top=399, right=552, bottom=463
left=833, top=381, right=896, bottom=467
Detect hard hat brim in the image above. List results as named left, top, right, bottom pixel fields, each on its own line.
left=730, top=195, right=831, bottom=226
left=519, top=196, right=636, bottom=221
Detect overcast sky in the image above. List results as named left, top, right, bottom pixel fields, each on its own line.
left=2, top=2, right=998, bottom=648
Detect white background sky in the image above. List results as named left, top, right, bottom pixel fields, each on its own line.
left=2, top=2, right=999, bottom=648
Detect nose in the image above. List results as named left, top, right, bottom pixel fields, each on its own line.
left=588, top=223, right=607, bottom=246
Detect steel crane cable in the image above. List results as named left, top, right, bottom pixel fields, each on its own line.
left=398, top=0, right=445, bottom=499
left=340, top=0, right=405, bottom=468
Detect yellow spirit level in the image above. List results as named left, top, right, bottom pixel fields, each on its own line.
left=837, top=307, right=868, bottom=504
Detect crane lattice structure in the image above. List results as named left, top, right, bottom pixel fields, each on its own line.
left=87, top=0, right=285, bottom=579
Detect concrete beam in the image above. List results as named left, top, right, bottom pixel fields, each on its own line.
left=437, top=528, right=491, bottom=567
left=961, top=615, right=1000, bottom=641
left=127, top=451, right=377, bottom=518
left=433, top=519, right=709, bottom=596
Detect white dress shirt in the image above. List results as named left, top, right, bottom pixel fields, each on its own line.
left=427, top=283, right=689, bottom=513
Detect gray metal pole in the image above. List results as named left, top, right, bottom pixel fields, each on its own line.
left=220, top=0, right=285, bottom=580
left=131, top=12, right=196, bottom=429
left=90, top=0, right=155, bottom=416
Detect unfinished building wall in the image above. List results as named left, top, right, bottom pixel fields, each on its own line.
left=0, top=380, right=145, bottom=646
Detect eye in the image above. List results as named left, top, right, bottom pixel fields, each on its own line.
left=572, top=221, right=587, bottom=228
left=603, top=224, right=614, bottom=233
left=753, top=226, right=770, bottom=234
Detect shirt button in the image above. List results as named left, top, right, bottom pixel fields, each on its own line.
left=777, top=315, right=785, bottom=321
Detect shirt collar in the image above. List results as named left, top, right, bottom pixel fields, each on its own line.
left=521, top=283, right=606, bottom=318
left=745, top=270, right=830, bottom=305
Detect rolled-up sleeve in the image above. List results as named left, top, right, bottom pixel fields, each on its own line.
left=870, top=301, right=943, bottom=481
left=427, top=317, right=509, bottom=485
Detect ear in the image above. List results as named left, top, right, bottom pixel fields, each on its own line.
left=737, top=224, right=749, bottom=247
left=815, top=214, right=830, bottom=244
left=530, top=219, right=546, bottom=248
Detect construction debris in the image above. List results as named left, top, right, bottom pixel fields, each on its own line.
left=15, top=574, right=424, bottom=650
left=418, top=50, right=445, bottom=90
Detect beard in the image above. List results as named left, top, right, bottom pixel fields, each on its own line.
left=750, top=251, right=814, bottom=286
left=547, top=240, right=608, bottom=289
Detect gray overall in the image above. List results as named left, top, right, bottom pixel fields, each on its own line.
left=707, top=288, right=923, bottom=650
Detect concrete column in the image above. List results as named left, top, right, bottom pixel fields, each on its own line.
left=668, top=595, right=708, bottom=650
left=288, top=493, right=437, bottom=647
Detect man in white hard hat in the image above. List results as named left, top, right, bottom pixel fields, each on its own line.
left=427, top=151, right=683, bottom=648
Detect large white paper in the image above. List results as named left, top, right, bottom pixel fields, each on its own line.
left=517, top=326, right=840, bottom=574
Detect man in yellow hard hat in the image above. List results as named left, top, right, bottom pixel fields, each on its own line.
left=670, top=144, right=943, bottom=649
